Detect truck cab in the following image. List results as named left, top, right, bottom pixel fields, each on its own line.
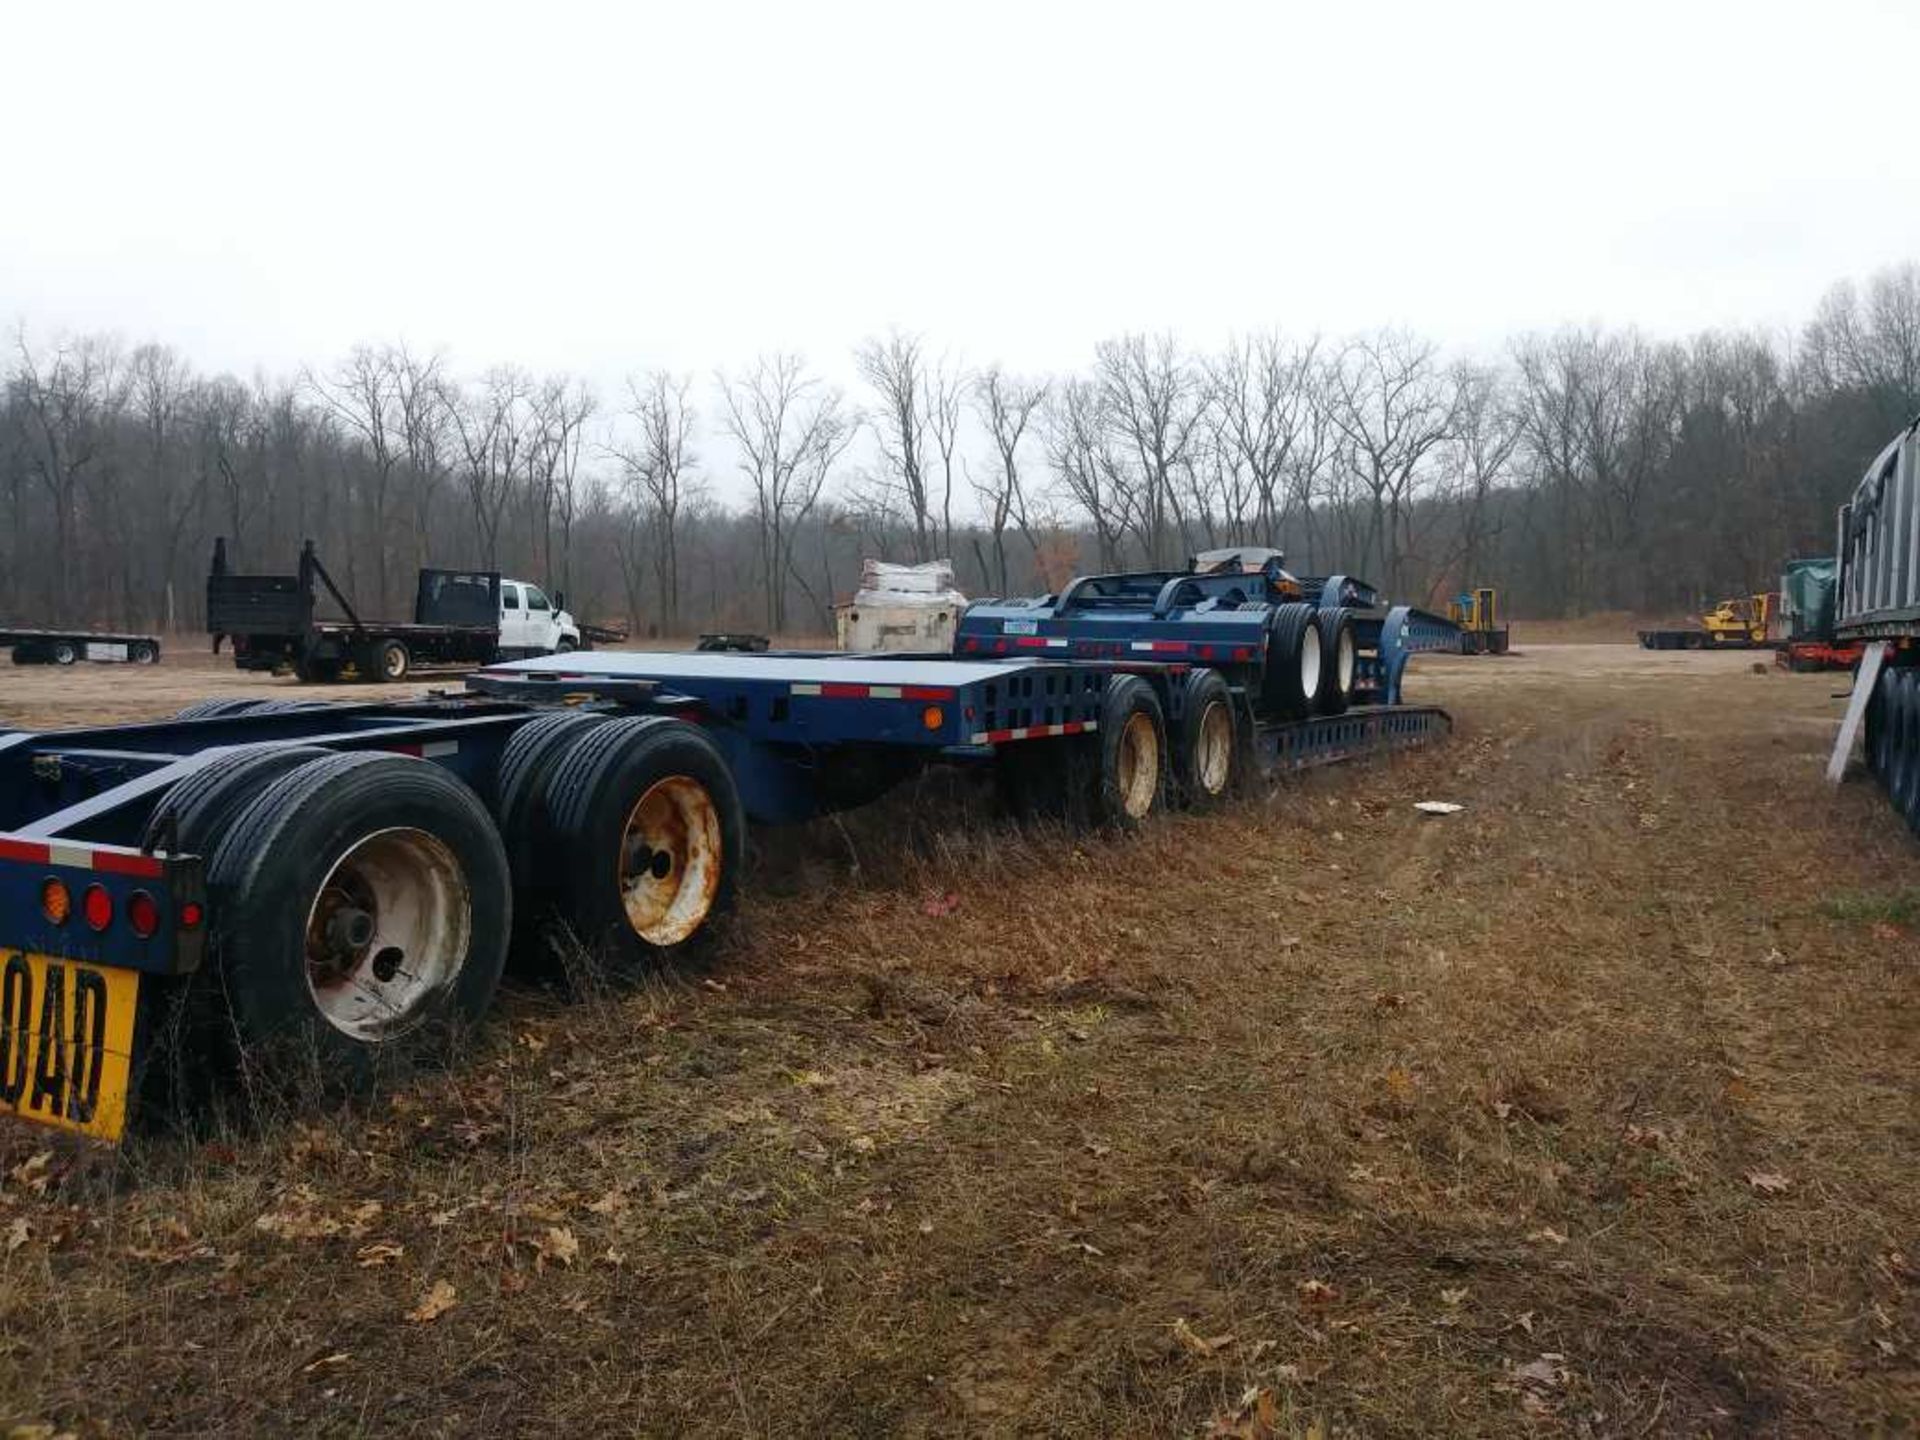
left=497, top=580, right=582, bottom=658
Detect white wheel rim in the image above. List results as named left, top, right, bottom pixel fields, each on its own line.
left=619, top=776, right=723, bottom=945
left=1299, top=624, right=1322, bottom=698
left=384, top=648, right=406, bottom=679
left=1336, top=628, right=1355, bottom=694
left=1116, top=711, right=1160, bottom=819
left=304, top=827, right=471, bottom=1041
left=1194, top=700, right=1233, bottom=795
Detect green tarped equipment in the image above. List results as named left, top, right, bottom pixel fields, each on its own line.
left=1781, top=557, right=1837, bottom=641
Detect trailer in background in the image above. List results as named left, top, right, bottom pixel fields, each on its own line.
left=3, top=628, right=161, bottom=667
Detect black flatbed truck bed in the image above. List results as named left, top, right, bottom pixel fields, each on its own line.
left=208, top=539, right=503, bottom=683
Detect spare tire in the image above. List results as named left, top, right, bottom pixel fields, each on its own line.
left=1259, top=602, right=1322, bottom=720
left=1315, top=607, right=1357, bottom=715
left=205, top=751, right=510, bottom=1089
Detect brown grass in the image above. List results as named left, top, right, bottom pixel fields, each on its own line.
left=1, top=648, right=1916, bottom=1435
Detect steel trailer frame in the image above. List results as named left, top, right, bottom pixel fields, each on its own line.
left=3, top=629, right=163, bottom=666
left=0, top=598, right=1459, bottom=1139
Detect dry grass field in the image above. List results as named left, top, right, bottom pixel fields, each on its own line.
left=0, top=641, right=1915, bottom=1436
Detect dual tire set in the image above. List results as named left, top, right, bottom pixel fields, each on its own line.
left=999, top=611, right=1358, bottom=832
left=144, top=701, right=743, bottom=1108
left=1259, top=603, right=1359, bottom=722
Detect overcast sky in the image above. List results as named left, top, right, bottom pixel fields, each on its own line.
left=5, top=0, right=1917, bottom=396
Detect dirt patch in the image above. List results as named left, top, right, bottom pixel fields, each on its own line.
left=1, top=644, right=1917, bottom=1435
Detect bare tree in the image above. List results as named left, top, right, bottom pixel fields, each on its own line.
left=620, top=370, right=699, bottom=631
left=1045, top=377, right=1126, bottom=571
left=924, top=352, right=964, bottom=560
left=307, top=345, right=403, bottom=611
left=1324, top=331, right=1457, bottom=593
left=971, top=366, right=1048, bottom=594
left=1094, top=333, right=1208, bottom=567
left=1206, top=332, right=1322, bottom=545
left=13, top=330, right=128, bottom=615
left=717, top=353, right=854, bottom=631
left=452, top=367, right=533, bottom=568
left=855, top=330, right=937, bottom=561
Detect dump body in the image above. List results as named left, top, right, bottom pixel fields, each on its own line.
left=1825, top=417, right=1920, bottom=803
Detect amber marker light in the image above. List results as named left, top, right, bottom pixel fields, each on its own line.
left=41, top=878, right=71, bottom=925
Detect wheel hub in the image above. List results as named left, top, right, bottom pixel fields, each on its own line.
left=617, top=776, right=721, bottom=945
left=303, top=827, right=471, bottom=1041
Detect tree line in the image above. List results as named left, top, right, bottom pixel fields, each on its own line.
left=4, top=261, right=1918, bottom=638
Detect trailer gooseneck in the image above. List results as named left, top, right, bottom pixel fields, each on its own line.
left=0, top=549, right=1462, bottom=1142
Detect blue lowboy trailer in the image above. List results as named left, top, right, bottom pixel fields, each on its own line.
left=0, top=549, right=1460, bottom=1141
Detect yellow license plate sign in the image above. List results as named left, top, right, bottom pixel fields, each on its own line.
left=0, top=951, right=139, bottom=1141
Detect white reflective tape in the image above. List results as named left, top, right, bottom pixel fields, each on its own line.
left=422, top=740, right=459, bottom=758
left=867, top=685, right=902, bottom=699
left=48, top=842, right=93, bottom=870
left=790, top=683, right=822, bottom=696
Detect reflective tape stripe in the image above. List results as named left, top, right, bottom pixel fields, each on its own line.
left=788, top=683, right=959, bottom=701
left=0, top=837, right=164, bottom=877
left=968, top=720, right=1098, bottom=745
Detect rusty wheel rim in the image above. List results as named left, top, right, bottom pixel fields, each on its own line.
left=1195, top=699, right=1233, bottom=795
left=618, top=776, right=722, bottom=945
left=1115, top=711, right=1160, bottom=820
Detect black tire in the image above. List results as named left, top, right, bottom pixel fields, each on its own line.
left=1897, top=672, right=1920, bottom=831
left=51, top=641, right=78, bottom=666
left=173, top=697, right=264, bottom=720
left=131, top=640, right=159, bottom=665
left=293, top=653, right=342, bottom=684
left=1890, top=671, right=1917, bottom=817
left=9, top=648, right=29, bottom=666
left=240, top=697, right=337, bottom=716
left=1082, top=674, right=1166, bottom=830
left=204, top=752, right=510, bottom=1091
left=1172, top=668, right=1237, bottom=811
left=366, top=639, right=410, bottom=683
left=556, top=637, right=578, bottom=654
left=1259, top=602, right=1323, bottom=720
left=531, top=717, right=745, bottom=969
left=1867, top=667, right=1891, bottom=781
left=494, top=710, right=610, bottom=825
left=141, top=744, right=333, bottom=856
left=1315, top=607, right=1357, bottom=716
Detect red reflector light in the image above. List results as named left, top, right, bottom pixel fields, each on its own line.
left=126, top=890, right=160, bottom=938
left=179, top=901, right=204, bottom=930
left=41, top=878, right=71, bottom=925
left=83, top=883, right=113, bottom=932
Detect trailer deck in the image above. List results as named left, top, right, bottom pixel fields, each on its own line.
left=3, top=628, right=161, bottom=666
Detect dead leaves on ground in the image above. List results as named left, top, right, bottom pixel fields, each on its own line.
left=405, top=1280, right=458, bottom=1324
